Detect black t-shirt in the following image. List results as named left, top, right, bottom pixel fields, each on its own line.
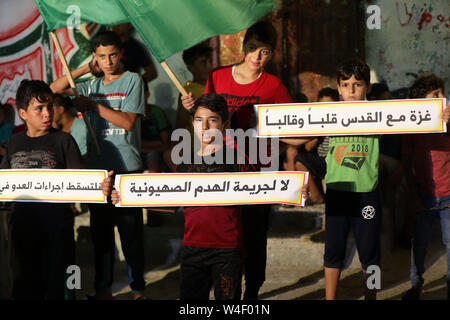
left=176, top=145, right=256, bottom=174
left=1, top=128, right=85, bottom=229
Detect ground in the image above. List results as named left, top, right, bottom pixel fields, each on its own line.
left=71, top=203, right=448, bottom=300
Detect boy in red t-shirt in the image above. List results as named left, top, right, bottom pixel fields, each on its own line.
left=112, top=93, right=255, bottom=300
left=176, top=93, right=257, bottom=300
left=402, top=74, right=450, bottom=300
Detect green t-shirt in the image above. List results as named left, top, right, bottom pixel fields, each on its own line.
left=325, top=135, right=379, bottom=192
left=77, top=71, right=145, bottom=173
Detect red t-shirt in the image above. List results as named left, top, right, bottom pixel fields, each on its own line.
left=175, top=146, right=256, bottom=248
left=204, top=65, right=292, bottom=130
left=402, top=133, right=450, bottom=198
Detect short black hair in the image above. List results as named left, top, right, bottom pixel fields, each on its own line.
left=243, top=21, right=277, bottom=50
left=368, top=83, right=390, bottom=100
left=53, top=94, right=74, bottom=111
left=410, top=74, right=444, bottom=99
left=15, top=79, right=53, bottom=111
left=318, top=87, right=339, bottom=101
left=295, top=92, right=308, bottom=103
left=190, top=93, right=228, bottom=123
left=336, top=58, right=371, bottom=85
left=182, top=44, right=212, bottom=66
left=91, top=31, right=123, bottom=52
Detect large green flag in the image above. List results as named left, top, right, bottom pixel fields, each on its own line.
left=35, top=0, right=275, bottom=62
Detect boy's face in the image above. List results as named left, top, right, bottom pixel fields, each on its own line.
left=337, top=75, right=371, bottom=101
left=243, top=38, right=272, bottom=72
left=93, top=45, right=123, bottom=75
left=19, top=96, right=53, bottom=137
left=192, top=106, right=226, bottom=145
left=425, top=88, right=444, bottom=99
left=188, top=55, right=212, bottom=84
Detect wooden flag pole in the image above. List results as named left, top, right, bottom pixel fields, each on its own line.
left=160, top=61, right=188, bottom=96
left=50, top=31, right=101, bottom=156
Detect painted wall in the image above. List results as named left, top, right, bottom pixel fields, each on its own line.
left=365, top=0, right=449, bottom=94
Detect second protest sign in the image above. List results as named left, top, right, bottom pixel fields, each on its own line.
left=115, top=171, right=309, bottom=207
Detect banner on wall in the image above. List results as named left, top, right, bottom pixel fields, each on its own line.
left=0, top=0, right=98, bottom=126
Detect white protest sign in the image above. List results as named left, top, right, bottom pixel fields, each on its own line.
left=256, top=98, right=447, bottom=137
left=0, top=169, right=107, bottom=203
left=115, top=171, right=309, bottom=207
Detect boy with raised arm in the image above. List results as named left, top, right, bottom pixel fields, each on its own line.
left=50, top=31, right=146, bottom=300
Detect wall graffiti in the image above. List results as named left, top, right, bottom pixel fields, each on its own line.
left=366, top=0, right=449, bottom=93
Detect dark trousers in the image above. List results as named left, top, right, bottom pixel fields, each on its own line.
left=241, top=204, right=270, bottom=296
left=10, top=220, right=74, bottom=300
left=180, top=246, right=242, bottom=300
left=89, top=202, right=145, bottom=294
left=324, top=188, right=381, bottom=270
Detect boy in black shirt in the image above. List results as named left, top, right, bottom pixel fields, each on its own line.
left=0, top=80, right=84, bottom=299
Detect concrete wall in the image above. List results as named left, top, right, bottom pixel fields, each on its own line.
left=365, top=0, right=449, bottom=93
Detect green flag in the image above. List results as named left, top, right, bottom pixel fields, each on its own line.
left=35, top=0, right=275, bottom=62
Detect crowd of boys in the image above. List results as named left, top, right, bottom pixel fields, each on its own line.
left=0, top=22, right=449, bottom=301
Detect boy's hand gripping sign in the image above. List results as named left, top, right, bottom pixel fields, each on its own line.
left=256, top=98, right=447, bottom=137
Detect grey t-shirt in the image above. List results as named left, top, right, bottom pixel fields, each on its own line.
left=78, top=71, right=145, bottom=173
left=70, top=116, right=87, bottom=157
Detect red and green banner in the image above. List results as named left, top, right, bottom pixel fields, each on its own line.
left=0, top=0, right=99, bottom=126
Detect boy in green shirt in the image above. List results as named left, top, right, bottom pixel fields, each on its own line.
left=324, top=58, right=380, bottom=300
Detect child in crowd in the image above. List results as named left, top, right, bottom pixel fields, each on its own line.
left=176, top=43, right=212, bottom=137
left=293, top=87, right=339, bottom=204
left=368, top=83, right=409, bottom=248
left=402, top=74, right=450, bottom=300
left=50, top=30, right=147, bottom=300
left=0, top=80, right=84, bottom=299
left=112, top=93, right=256, bottom=300
left=141, top=83, right=171, bottom=173
left=52, top=94, right=87, bottom=158
left=283, top=93, right=309, bottom=172
left=323, top=58, right=380, bottom=300
left=0, top=103, right=14, bottom=163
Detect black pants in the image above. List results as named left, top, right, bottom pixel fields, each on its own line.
left=241, top=204, right=270, bottom=296
left=89, top=202, right=145, bottom=294
left=324, top=188, right=381, bottom=270
left=180, top=246, right=242, bottom=300
left=10, top=219, right=74, bottom=300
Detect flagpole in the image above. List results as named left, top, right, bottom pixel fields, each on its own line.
left=160, top=61, right=188, bottom=96
left=50, top=31, right=101, bottom=156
